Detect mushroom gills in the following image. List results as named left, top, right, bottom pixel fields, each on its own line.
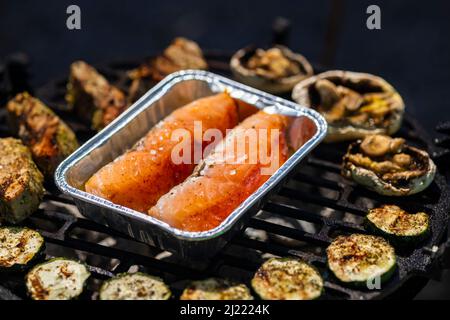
left=342, top=134, right=436, bottom=196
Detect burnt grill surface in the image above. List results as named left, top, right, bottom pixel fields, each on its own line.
left=0, top=53, right=449, bottom=300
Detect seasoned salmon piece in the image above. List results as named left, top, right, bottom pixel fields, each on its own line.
left=85, top=93, right=238, bottom=212
left=7, top=92, right=79, bottom=178
left=148, top=110, right=292, bottom=232
left=66, top=61, right=128, bottom=131
left=0, top=138, right=45, bottom=223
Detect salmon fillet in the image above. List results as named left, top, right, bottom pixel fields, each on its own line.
left=85, top=93, right=238, bottom=212
left=148, top=110, right=292, bottom=232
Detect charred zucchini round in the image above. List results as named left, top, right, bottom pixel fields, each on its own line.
left=99, top=272, right=171, bottom=300
left=0, top=226, right=44, bottom=272
left=327, top=234, right=396, bottom=286
left=25, top=258, right=90, bottom=300
left=251, top=257, right=323, bottom=300
left=366, top=205, right=430, bottom=245
left=342, top=135, right=436, bottom=196
left=181, top=278, right=253, bottom=300
left=292, top=70, right=404, bottom=142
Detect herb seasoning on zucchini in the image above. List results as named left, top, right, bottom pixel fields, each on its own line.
left=181, top=278, right=253, bottom=300
left=99, top=272, right=171, bottom=300
left=251, top=257, right=323, bottom=300
left=25, top=258, right=90, bottom=300
left=0, top=226, right=44, bottom=272
left=327, top=234, right=396, bottom=286
left=366, top=205, right=430, bottom=245
left=292, top=70, right=405, bottom=142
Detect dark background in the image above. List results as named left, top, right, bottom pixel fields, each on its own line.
left=1, top=0, right=449, bottom=299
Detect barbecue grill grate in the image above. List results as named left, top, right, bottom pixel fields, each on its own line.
left=0, top=53, right=449, bottom=300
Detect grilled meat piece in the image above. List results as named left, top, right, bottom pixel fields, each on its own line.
left=7, top=92, right=79, bottom=178
left=66, top=61, right=128, bottom=131
left=0, top=138, right=44, bottom=223
left=127, top=37, right=208, bottom=103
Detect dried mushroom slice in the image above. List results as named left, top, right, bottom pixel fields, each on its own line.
left=292, top=70, right=405, bottom=142
left=230, top=45, right=313, bottom=94
left=342, top=135, right=436, bottom=196
left=366, top=205, right=430, bottom=245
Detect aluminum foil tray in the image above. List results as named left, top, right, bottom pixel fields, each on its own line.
left=55, top=70, right=327, bottom=259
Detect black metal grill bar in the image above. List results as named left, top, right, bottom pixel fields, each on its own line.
left=263, top=201, right=325, bottom=224
left=232, top=235, right=326, bottom=264
left=307, top=157, right=342, bottom=173
left=292, top=172, right=341, bottom=190
left=248, top=218, right=329, bottom=246
left=279, top=186, right=365, bottom=216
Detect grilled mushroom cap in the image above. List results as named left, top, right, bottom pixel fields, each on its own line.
left=292, top=70, right=405, bottom=142
left=342, top=135, right=436, bottom=196
left=230, top=45, right=313, bottom=94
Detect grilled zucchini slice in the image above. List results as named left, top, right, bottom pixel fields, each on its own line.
left=251, top=257, right=323, bottom=300
left=25, top=258, right=90, bottom=300
left=366, top=205, right=430, bottom=245
left=99, top=272, right=171, bottom=300
left=327, top=234, right=396, bottom=286
left=181, top=278, right=253, bottom=300
left=0, top=226, right=44, bottom=272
